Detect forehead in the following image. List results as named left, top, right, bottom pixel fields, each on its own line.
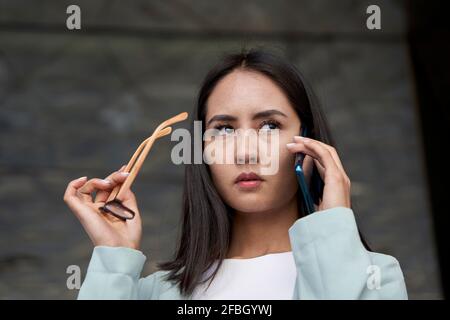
left=205, top=69, right=296, bottom=119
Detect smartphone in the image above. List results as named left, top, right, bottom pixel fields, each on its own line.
left=294, top=126, right=324, bottom=215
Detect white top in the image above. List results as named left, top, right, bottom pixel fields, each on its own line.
left=191, top=251, right=296, bottom=300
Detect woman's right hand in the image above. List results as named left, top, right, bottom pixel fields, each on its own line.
left=63, top=165, right=142, bottom=250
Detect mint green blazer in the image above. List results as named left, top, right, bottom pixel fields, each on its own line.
left=77, top=207, right=408, bottom=299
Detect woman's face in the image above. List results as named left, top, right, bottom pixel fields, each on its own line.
left=204, top=69, right=301, bottom=214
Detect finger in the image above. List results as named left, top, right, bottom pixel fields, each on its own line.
left=287, top=138, right=341, bottom=179
left=294, top=138, right=327, bottom=177
left=292, top=136, right=348, bottom=175
left=298, top=153, right=326, bottom=182
left=63, top=176, right=88, bottom=207
left=308, top=139, right=347, bottom=175
left=301, top=155, right=314, bottom=185
left=95, top=169, right=130, bottom=203
left=77, top=178, right=115, bottom=203
left=313, top=158, right=326, bottom=179
left=64, top=176, right=87, bottom=199
left=306, top=139, right=350, bottom=183
left=95, top=165, right=130, bottom=201
left=300, top=139, right=346, bottom=183
left=64, top=176, right=93, bottom=219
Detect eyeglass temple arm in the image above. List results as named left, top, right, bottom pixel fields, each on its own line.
left=106, top=112, right=188, bottom=202
left=106, top=126, right=172, bottom=202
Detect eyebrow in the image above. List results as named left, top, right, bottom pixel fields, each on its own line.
left=206, top=109, right=288, bottom=126
left=206, top=114, right=236, bottom=126
left=254, top=109, right=288, bottom=120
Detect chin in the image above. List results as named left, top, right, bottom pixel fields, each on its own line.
left=227, top=194, right=273, bottom=213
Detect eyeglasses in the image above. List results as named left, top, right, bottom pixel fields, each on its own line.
left=100, top=112, right=189, bottom=220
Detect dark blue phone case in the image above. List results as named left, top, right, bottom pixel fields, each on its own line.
left=295, top=126, right=315, bottom=215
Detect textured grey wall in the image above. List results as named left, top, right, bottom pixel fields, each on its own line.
left=0, top=0, right=442, bottom=299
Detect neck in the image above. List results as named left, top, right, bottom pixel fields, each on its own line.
left=226, top=196, right=299, bottom=259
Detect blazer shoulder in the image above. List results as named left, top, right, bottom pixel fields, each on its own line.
left=368, top=251, right=402, bottom=269
left=366, top=251, right=408, bottom=299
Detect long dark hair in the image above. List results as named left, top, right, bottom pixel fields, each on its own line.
left=158, top=48, right=371, bottom=297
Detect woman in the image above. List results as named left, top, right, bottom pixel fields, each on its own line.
left=64, top=49, right=408, bottom=299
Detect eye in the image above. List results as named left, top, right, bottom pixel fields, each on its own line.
left=260, top=120, right=281, bottom=131
left=214, top=124, right=235, bottom=136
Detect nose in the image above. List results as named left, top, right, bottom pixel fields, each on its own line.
left=235, top=129, right=259, bottom=165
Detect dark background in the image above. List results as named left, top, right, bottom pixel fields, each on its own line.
left=0, top=0, right=447, bottom=299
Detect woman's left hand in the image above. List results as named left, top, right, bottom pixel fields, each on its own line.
left=286, top=136, right=351, bottom=211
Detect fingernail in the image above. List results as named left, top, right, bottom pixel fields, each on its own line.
left=294, top=136, right=309, bottom=143
left=77, top=176, right=87, bottom=181
left=102, top=179, right=112, bottom=184
left=286, top=143, right=296, bottom=148
left=119, top=172, right=130, bottom=177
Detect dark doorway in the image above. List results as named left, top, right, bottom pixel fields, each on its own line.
left=407, top=0, right=450, bottom=299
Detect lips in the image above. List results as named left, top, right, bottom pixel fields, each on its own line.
left=235, top=172, right=264, bottom=189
